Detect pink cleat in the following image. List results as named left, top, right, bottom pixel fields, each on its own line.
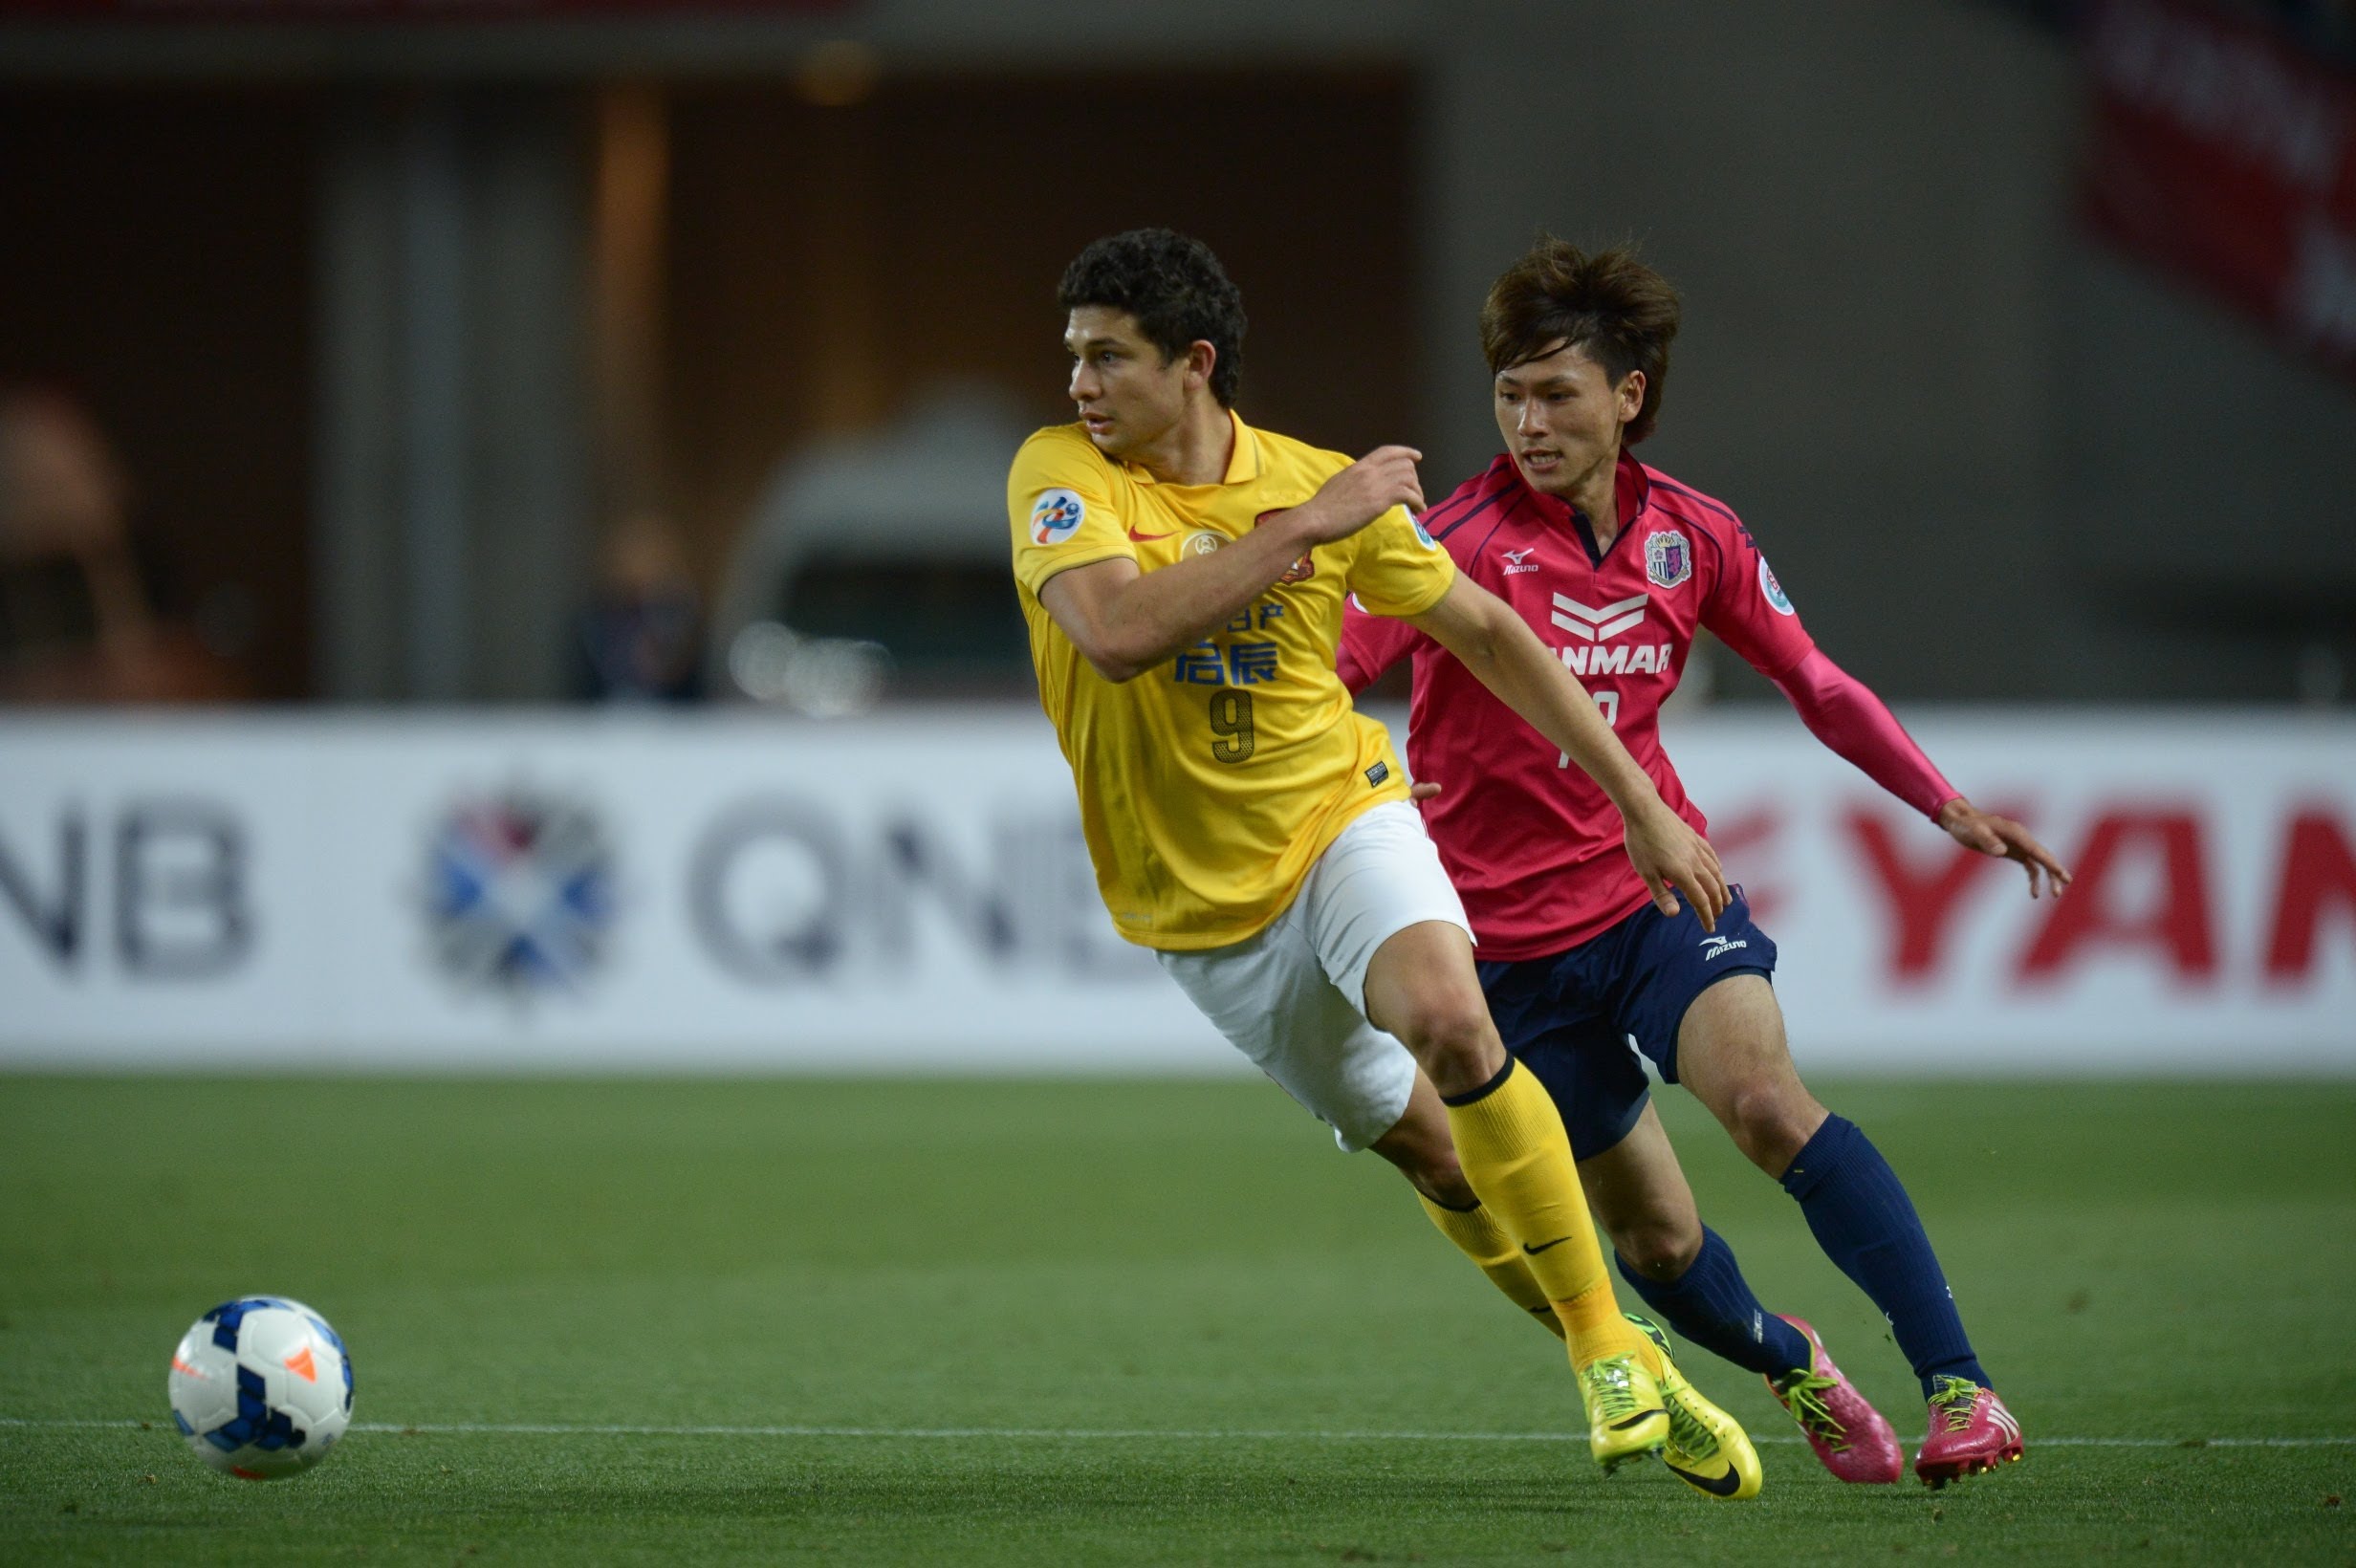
left=1913, top=1376, right=2025, bottom=1489
left=1764, top=1315, right=1903, bottom=1484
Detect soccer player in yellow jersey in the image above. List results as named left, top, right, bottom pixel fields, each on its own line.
left=1009, top=229, right=1751, bottom=1483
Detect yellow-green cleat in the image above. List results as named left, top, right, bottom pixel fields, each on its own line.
left=1626, top=1313, right=1763, bottom=1501
left=1575, top=1351, right=1669, bottom=1473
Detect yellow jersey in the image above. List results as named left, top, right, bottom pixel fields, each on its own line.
left=1008, top=412, right=1456, bottom=950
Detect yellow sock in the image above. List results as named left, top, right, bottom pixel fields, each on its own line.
left=1416, top=1192, right=1564, bottom=1340
left=1442, top=1058, right=1647, bottom=1370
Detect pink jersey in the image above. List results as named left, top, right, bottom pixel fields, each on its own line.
left=1340, top=451, right=1822, bottom=958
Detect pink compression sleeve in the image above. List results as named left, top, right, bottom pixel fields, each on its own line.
left=1771, top=648, right=1961, bottom=820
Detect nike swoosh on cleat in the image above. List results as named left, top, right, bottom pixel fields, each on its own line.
left=1608, top=1411, right=1660, bottom=1430
left=1664, top=1461, right=1745, bottom=1496
left=1521, top=1236, right=1574, bottom=1254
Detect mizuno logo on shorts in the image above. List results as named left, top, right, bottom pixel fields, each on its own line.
left=1700, top=936, right=1748, bottom=961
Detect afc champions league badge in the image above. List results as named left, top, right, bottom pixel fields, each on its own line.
left=1758, top=556, right=1796, bottom=615
left=1030, top=488, right=1086, bottom=544
left=1644, top=529, right=1691, bottom=590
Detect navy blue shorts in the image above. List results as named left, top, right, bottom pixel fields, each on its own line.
left=1476, top=888, right=1778, bottom=1162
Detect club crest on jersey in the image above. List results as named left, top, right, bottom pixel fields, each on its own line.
left=1758, top=557, right=1795, bottom=615
left=1645, top=530, right=1691, bottom=589
left=1030, top=489, right=1086, bottom=544
left=1185, top=531, right=1224, bottom=556
left=1254, top=511, right=1316, bottom=582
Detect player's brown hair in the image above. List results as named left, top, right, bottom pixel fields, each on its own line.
left=1058, top=229, right=1247, bottom=407
left=1480, top=240, right=1679, bottom=445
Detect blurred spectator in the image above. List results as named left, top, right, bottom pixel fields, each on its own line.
left=0, top=386, right=243, bottom=704
left=575, top=512, right=706, bottom=702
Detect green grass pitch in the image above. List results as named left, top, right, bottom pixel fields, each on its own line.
left=2, top=1076, right=2351, bottom=1564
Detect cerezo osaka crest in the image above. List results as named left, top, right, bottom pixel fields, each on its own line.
left=1645, top=529, right=1691, bottom=590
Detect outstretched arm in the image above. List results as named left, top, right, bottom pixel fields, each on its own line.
left=1407, top=575, right=1730, bottom=929
left=1773, top=648, right=2072, bottom=898
left=1772, top=648, right=1958, bottom=818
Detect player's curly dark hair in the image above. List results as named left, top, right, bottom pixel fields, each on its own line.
left=1057, top=229, right=1247, bottom=407
left=1481, top=239, right=1679, bottom=445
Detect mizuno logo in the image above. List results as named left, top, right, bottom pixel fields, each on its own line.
left=1550, top=591, right=1647, bottom=641
left=1501, top=547, right=1539, bottom=574
left=1700, top=936, right=1749, bottom=961
left=1521, top=1236, right=1574, bottom=1255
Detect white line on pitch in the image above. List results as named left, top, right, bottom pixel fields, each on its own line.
left=4, top=1417, right=2351, bottom=1449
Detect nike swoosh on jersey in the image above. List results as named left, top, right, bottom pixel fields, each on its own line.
left=1521, top=1236, right=1574, bottom=1255
left=1127, top=527, right=1172, bottom=541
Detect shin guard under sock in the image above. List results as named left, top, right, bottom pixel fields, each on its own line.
left=1443, top=1058, right=1644, bottom=1369
left=1780, top=1115, right=1990, bottom=1398
left=1615, top=1225, right=1810, bottom=1379
left=1417, top=1192, right=1564, bottom=1340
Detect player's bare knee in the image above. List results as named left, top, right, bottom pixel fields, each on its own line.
left=1385, top=1126, right=1466, bottom=1194
left=1724, top=1077, right=1820, bottom=1171
left=1407, top=1156, right=1476, bottom=1210
left=1370, top=1103, right=1472, bottom=1206
left=1613, top=1222, right=1700, bottom=1283
left=1389, top=997, right=1494, bottom=1080
left=1602, top=1199, right=1702, bottom=1281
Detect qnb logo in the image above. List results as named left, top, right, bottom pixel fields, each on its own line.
left=1550, top=591, right=1647, bottom=642
left=422, top=789, right=616, bottom=998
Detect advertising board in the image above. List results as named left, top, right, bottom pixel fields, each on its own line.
left=3, top=708, right=2349, bottom=1074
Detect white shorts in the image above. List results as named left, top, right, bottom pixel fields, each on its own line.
left=1157, top=799, right=1472, bottom=1152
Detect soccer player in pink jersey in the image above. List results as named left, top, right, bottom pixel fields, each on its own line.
left=1339, top=240, right=2072, bottom=1489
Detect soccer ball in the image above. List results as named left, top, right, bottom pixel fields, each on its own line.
left=166, top=1296, right=354, bottom=1479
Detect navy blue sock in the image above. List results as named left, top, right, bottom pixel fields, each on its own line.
left=1780, top=1114, right=1990, bottom=1400
left=1617, top=1225, right=1811, bottom=1380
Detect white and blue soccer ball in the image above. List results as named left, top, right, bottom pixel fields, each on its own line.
left=166, top=1296, right=353, bottom=1479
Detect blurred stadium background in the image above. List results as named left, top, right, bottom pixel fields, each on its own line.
left=2, top=0, right=2352, bottom=1560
